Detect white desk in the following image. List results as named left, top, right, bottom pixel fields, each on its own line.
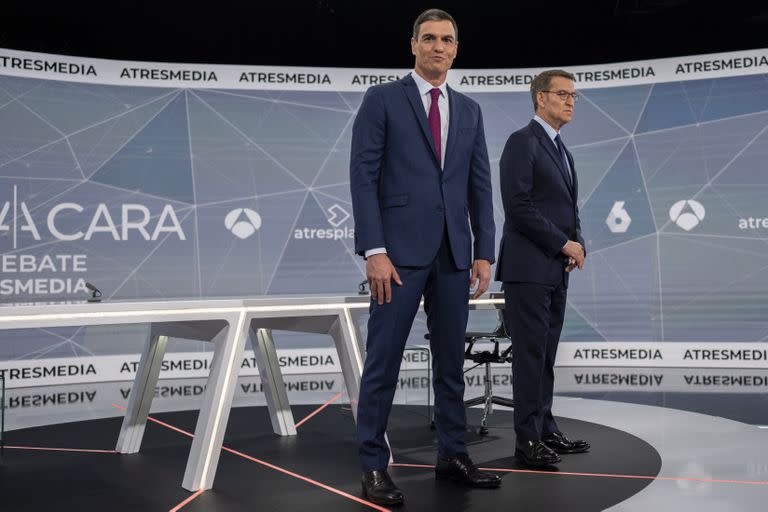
left=0, top=294, right=504, bottom=491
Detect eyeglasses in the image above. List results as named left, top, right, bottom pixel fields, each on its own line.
left=542, top=90, right=579, bottom=102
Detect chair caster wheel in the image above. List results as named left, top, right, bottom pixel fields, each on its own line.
left=478, top=426, right=489, bottom=436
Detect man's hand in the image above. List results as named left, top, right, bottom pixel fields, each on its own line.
left=565, top=257, right=577, bottom=273
left=562, top=240, right=585, bottom=270
left=366, top=253, right=402, bottom=305
left=469, top=259, right=491, bottom=299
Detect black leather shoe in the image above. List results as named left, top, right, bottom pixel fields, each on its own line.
left=435, top=453, right=502, bottom=488
left=361, top=470, right=404, bottom=506
left=542, top=431, right=590, bottom=454
left=515, top=440, right=561, bottom=466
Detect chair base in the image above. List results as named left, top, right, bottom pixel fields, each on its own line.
left=464, top=354, right=515, bottom=436
left=429, top=396, right=514, bottom=435
left=465, top=394, right=515, bottom=435
left=464, top=395, right=515, bottom=408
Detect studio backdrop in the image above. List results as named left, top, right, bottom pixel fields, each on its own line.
left=1, top=47, right=767, bottom=387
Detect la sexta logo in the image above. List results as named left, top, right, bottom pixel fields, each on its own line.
left=606, top=201, right=632, bottom=233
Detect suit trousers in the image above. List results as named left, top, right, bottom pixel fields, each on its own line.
left=503, top=281, right=567, bottom=442
left=357, top=232, right=469, bottom=471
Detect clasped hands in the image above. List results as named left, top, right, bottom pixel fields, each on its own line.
left=562, top=240, right=585, bottom=273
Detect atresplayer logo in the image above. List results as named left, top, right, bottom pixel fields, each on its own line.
left=669, top=199, right=705, bottom=231
left=326, top=204, right=350, bottom=228
left=293, top=203, right=354, bottom=241
left=224, top=208, right=262, bottom=239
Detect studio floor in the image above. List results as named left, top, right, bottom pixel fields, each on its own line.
left=2, top=366, right=768, bottom=511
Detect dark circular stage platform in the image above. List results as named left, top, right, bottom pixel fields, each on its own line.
left=0, top=404, right=661, bottom=511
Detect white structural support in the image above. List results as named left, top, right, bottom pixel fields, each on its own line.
left=182, top=312, right=248, bottom=491
left=250, top=327, right=296, bottom=436
left=0, top=293, right=506, bottom=493
left=115, top=333, right=168, bottom=454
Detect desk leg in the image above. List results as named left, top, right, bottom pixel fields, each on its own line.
left=182, top=312, right=247, bottom=491
left=116, top=331, right=168, bottom=454
left=250, top=327, right=296, bottom=436
left=328, top=309, right=365, bottom=422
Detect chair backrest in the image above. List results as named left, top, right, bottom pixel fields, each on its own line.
left=465, top=308, right=508, bottom=339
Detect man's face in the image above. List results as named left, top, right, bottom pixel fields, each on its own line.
left=538, top=76, right=576, bottom=128
left=411, top=20, right=458, bottom=79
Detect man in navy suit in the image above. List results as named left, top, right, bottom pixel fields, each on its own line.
left=350, top=8, right=501, bottom=505
left=496, top=69, right=591, bottom=467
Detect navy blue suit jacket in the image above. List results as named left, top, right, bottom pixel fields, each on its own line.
left=496, top=119, right=585, bottom=285
left=350, top=74, right=495, bottom=270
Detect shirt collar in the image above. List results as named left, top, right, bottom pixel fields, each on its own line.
left=411, top=70, right=448, bottom=99
left=533, top=115, right=560, bottom=143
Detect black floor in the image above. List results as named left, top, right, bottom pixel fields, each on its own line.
left=0, top=405, right=661, bottom=511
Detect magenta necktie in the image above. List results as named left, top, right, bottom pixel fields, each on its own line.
left=428, top=88, right=441, bottom=165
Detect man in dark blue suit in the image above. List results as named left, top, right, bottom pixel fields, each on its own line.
left=496, top=69, right=591, bottom=467
left=350, top=8, right=501, bottom=505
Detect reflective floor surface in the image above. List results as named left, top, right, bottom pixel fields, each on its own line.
left=2, top=366, right=767, bottom=511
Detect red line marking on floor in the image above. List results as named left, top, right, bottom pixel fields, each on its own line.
left=294, top=392, right=344, bottom=428
left=3, top=445, right=117, bottom=454
left=110, top=403, right=389, bottom=511
left=222, top=446, right=390, bottom=511
left=388, top=462, right=768, bottom=486
left=112, top=403, right=194, bottom=438
left=168, top=489, right=204, bottom=512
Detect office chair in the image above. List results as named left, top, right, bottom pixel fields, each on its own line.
left=462, top=308, right=514, bottom=435
left=425, top=307, right=514, bottom=436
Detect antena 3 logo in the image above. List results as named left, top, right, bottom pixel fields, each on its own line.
left=669, top=199, right=705, bottom=231
left=0, top=185, right=186, bottom=248
left=294, top=203, right=354, bottom=241
left=224, top=208, right=262, bottom=239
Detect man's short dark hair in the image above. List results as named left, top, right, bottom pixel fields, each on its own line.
left=412, top=8, right=458, bottom=41
left=531, top=69, right=576, bottom=111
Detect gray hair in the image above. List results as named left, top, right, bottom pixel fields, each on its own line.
left=531, top=69, right=576, bottom=111
left=412, top=8, right=458, bottom=41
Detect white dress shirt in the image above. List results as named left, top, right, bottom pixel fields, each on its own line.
left=410, top=70, right=449, bottom=167
left=533, top=115, right=572, bottom=179
left=365, top=71, right=450, bottom=259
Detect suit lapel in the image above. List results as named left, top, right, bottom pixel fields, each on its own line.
left=443, top=85, right=459, bottom=171
left=530, top=120, right=574, bottom=199
left=402, top=75, right=440, bottom=165
left=566, top=148, right=578, bottom=199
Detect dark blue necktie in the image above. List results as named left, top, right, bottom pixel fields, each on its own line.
left=554, top=134, right=572, bottom=188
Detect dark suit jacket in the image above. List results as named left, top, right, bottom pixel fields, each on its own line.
left=495, top=119, right=584, bottom=285
left=350, top=74, right=495, bottom=270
